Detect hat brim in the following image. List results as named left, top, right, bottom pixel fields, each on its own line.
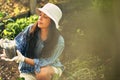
left=36, top=8, right=59, bottom=29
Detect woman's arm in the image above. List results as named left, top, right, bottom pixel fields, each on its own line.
left=24, top=57, right=34, bottom=66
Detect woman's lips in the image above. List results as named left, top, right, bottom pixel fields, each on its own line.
left=38, top=20, right=43, bottom=25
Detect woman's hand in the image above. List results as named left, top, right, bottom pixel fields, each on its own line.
left=0, top=49, right=25, bottom=63
left=0, top=49, right=7, bottom=59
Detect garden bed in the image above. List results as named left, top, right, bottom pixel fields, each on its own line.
left=0, top=59, right=19, bottom=80
left=0, top=0, right=30, bottom=21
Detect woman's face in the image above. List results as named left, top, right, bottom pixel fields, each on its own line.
left=38, top=12, right=51, bottom=29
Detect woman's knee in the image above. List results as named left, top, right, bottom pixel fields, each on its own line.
left=35, top=66, right=54, bottom=80
left=36, top=72, right=50, bottom=80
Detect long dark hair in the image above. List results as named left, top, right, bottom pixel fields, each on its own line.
left=26, top=20, right=60, bottom=58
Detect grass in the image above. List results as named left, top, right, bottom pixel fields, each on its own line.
left=60, top=54, right=106, bottom=80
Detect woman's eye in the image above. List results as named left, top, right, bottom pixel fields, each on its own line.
left=39, top=14, right=41, bottom=16
left=39, top=13, right=49, bottom=19
left=44, top=15, right=49, bottom=18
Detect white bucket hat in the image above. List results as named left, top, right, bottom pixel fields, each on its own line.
left=36, top=3, right=62, bottom=29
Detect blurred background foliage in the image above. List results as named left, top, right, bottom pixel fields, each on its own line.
left=0, top=0, right=120, bottom=80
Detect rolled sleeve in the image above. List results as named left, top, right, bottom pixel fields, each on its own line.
left=34, top=36, right=64, bottom=73
left=34, top=59, right=40, bottom=73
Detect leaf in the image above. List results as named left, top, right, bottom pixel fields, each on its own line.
left=14, top=7, right=20, bottom=15
left=17, top=77, right=25, bottom=80
left=0, top=22, right=4, bottom=26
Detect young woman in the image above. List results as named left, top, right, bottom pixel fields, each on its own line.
left=1, top=3, right=64, bottom=80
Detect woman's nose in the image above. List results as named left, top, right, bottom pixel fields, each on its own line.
left=39, top=16, right=42, bottom=20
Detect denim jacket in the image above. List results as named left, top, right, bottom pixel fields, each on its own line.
left=14, top=24, right=65, bottom=73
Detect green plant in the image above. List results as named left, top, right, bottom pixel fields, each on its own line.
left=0, top=77, right=2, bottom=80
left=92, top=0, right=113, bottom=11
left=0, top=12, right=5, bottom=19
left=61, top=55, right=105, bottom=80
left=17, top=77, right=25, bottom=80
left=1, top=15, right=38, bottom=39
left=14, top=7, right=20, bottom=15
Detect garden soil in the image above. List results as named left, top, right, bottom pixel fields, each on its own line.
left=0, top=59, right=19, bottom=80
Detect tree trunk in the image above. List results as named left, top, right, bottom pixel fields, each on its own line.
left=30, top=0, right=37, bottom=14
